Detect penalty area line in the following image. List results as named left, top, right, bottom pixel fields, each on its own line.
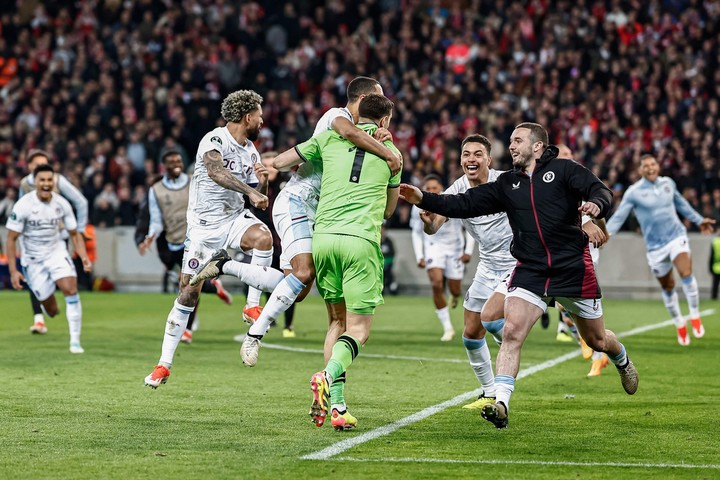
left=333, top=457, right=720, bottom=470
left=300, top=309, right=714, bottom=461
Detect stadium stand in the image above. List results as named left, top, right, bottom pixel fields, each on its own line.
left=1, top=0, right=719, bottom=230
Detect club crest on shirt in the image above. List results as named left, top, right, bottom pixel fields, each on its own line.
left=55, top=207, right=62, bottom=215
left=251, top=153, right=258, bottom=164
left=542, top=171, right=555, bottom=183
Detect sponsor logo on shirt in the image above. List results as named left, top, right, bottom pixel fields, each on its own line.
left=210, top=136, right=222, bottom=145
left=512, top=182, right=520, bottom=190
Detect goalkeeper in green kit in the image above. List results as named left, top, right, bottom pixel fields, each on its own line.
left=273, top=94, right=401, bottom=430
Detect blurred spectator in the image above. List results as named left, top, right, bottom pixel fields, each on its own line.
left=1, top=0, right=720, bottom=230
left=0, top=186, right=16, bottom=223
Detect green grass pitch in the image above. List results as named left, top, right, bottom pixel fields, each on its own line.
left=1, top=291, right=719, bottom=479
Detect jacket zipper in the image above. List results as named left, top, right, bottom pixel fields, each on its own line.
left=529, top=175, right=551, bottom=296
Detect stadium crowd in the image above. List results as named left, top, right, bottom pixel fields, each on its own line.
left=1, top=0, right=719, bottom=230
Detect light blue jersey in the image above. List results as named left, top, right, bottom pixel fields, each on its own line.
left=606, top=176, right=704, bottom=251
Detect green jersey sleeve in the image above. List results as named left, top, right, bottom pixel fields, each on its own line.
left=387, top=143, right=402, bottom=187
left=295, top=135, right=322, bottom=163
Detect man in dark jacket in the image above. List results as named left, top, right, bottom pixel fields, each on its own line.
left=399, top=122, right=638, bottom=429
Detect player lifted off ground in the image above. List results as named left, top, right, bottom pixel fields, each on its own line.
left=192, top=77, right=401, bottom=365
left=6, top=164, right=92, bottom=354
left=144, top=90, right=285, bottom=388
left=418, top=135, right=514, bottom=409
left=411, top=174, right=473, bottom=341
left=278, top=94, right=400, bottom=429
left=136, top=147, right=233, bottom=344
left=18, top=149, right=89, bottom=335
left=401, top=122, right=638, bottom=429
left=606, top=154, right=714, bottom=346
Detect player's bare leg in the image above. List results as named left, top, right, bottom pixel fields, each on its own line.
left=428, top=268, right=454, bottom=340
left=571, top=313, right=638, bottom=395
left=448, top=278, right=462, bottom=309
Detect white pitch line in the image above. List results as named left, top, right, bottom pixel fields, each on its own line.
left=334, top=457, right=720, bottom=470
left=260, top=342, right=467, bottom=363
left=301, top=309, right=714, bottom=461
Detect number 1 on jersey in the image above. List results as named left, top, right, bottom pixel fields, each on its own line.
left=349, top=148, right=366, bottom=183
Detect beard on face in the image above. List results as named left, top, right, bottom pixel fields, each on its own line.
left=247, top=124, right=261, bottom=142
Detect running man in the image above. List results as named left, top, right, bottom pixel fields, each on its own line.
left=418, top=134, right=514, bottom=409
left=144, top=90, right=285, bottom=388
left=18, top=149, right=89, bottom=335
left=411, top=174, right=473, bottom=341
left=6, top=163, right=92, bottom=354
left=606, top=154, right=715, bottom=345
left=401, top=122, right=638, bottom=429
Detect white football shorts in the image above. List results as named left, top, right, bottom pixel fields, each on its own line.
left=182, top=210, right=265, bottom=275
left=646, top=235, right=690, bottom=278
left=274, top=191, right=314, bottom=270
left=505, top=286, right=604, bottom=320
left=22, top=248, right=76, bottom=301
left=424, top=245, right=465, bottom=280
left=464, top=264, right=513, bottom=313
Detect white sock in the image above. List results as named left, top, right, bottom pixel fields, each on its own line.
left=34, top=313, right=44, bottom=324
left=159, top=300, right=194, bottom=367
left=436, top=306, right=453, bottom=332
left=681, top=275, right=700, bottom=319
left=222, top=259, right=284, bottom=295
left=65, top=294, right=82, bottom=344
left=591, top=351, right=604, bottom=361
left=462, top=336, right=495, bottom=397
left=245, top=249, right=273, bottom=306
left=661, top=289, right=685, bottom=328
left=494, top=375, right=515, bottom=411
left=249, top=274, right=305, bottom=336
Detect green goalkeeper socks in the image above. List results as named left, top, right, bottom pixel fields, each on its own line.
left=325, top=334, right=361, bottom=382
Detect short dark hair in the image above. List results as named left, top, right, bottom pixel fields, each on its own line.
left=515, top=122, right=549, bottom=146
left=33, top=163, right=55, bottom=177
left=347, top=76, right=380, bottom=103
left=423, top=173, right=443, bottom=186
left=160, top=147, right=183, bottom=163
left=461, top=134, right=492, bottom=154
left=640, top=153, right=657, bottom=162
left=27, top=149, right=51, bottom=165
left=358, top=94, right=393, bottom=122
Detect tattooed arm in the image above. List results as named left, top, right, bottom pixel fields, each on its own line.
left=203, top=150, right=269, bottom=209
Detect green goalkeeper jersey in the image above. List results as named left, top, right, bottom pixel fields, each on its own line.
left=294, top=123, right=401, bottom=245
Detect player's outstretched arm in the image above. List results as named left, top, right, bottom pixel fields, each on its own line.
left=272, top=148, right=303, bottom=171
left=399, top=184, right=423, bottom=204
left=5, top=230, right=25, bottom=290
left=332, top=117, right=402, bottom=175
left=204, top=150, right=268, bottom=209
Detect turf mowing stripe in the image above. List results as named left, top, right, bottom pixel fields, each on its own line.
left=334, top=457, right=720, bottom=470
left=300, top=309, right=715, bottom=461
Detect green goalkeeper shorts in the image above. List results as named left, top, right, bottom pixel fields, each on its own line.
left=312, top=233, right=384, bottom=315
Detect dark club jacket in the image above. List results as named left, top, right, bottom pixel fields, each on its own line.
left=418, top=146, right=613, bottom=299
